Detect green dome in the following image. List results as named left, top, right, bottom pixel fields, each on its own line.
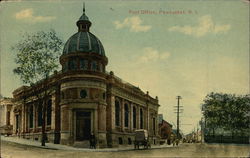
left=62, top=31, right=105, bottom=56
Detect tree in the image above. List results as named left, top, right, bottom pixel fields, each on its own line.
left=12, top=29, right=63, bottom=146
left=202, top=92, right=250, bottom=136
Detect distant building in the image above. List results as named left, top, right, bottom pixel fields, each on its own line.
left=158, top=118, right=172, bottom=144
left=0, top=5, right=161, bottom=148
left=0, top=98, right=13, bottom=135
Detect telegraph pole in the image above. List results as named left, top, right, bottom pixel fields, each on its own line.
left=174, top=96, right=182, bottom=139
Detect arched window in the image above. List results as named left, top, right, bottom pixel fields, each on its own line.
left=80, top=59, right=88, bottom=70
left=133, top=106, right=136, bottom=128
left=91, top=61, right=97, bottom=71
left=124, top=103, right=129, bottom=127
left=38, top=104, right=43, bottom=127
left=47, top=100, right=52, bottom=126
left=153, top=117, right=156, bottom=135
left=115, top=100, right=120, bottom=126
left=29, top=106, right=33, bottom=128
left=140, top=108, right=143, bottom=129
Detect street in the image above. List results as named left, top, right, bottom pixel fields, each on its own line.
left=1, top=141, right=250, bottom=158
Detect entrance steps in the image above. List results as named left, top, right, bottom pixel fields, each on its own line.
left=73, top=141, right=90, bottom=148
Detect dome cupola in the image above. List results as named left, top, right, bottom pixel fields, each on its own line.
left=60, top=3, right=108, bottom=74
left=76, top=4, right=91, bottom=32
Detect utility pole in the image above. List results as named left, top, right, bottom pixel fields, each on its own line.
left=174, top=96, right=182, bottom=139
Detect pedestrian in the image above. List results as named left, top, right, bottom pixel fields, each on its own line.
left=89, top=132, right=96, bottom=149
left=172, top=138, right=175, bottom=146
left=176, top=139, right=179, bottom=146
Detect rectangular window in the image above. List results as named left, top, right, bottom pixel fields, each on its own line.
left=80, top=59, right=88, bottom=70
left=47, top=100, right=52, bottom=126
left=91, top=61, right=97, bottom=71
left=124, top=104, right=129, bottom=127
left=115, top=101, right=120, bottom=126
left=68, top=58, right=77, bottom=70
left=133, top=107, right=136, bottom=128
left=29, top=106, right=33, bottom=128
left=15, top=115, right=19, bottom=131
left=153, top=118, right=156, bottom=135
left=38, top=105, right=43, bottom=127
left=140, top=109, right=143, bottom=129
left=7, top=111, right=10, bottom=125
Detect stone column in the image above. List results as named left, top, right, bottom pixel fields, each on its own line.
left=94, top=109, right=98, bottom=134
left=155, top=112, right=158, bottom=136
left=129, top=103, right=133, bottom=131
left=51, top=93, right=56, bottom=130
left=97, top=104, right=107, bottom=148
left=21, top=105, right=25, bottom=135
left=110, top=95, right=115, bottom=131
left=146, top=105, right=149, bottom=131
left=68, top=108, right=74, bottom=144
left=60, top=105, right=70, bottom=145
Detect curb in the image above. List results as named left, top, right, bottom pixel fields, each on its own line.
left=1, top=137, right=176, bottom=152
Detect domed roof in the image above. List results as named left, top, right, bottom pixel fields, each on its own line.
left=62, top=3, right=105, bottom=56
left=62, top=31, right=105, bottom=56
left=79, top=14, right=90, bottom=21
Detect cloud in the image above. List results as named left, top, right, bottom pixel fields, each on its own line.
left=138, top=47, right=170, bottom=63
left=15, top=9, right=56, bottom=23
left=168, top=15, right=231, bottom=37
left=114, top=16, right=151, bottom=32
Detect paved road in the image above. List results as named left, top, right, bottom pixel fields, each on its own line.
left=1, top=141, right=250, bottom=158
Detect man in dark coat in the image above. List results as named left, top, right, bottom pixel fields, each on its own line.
left=89, top=132, right=96, bottom=149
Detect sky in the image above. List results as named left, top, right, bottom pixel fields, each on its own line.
left=0, top=0, right=249, bottom=134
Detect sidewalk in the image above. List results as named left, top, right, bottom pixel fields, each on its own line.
left=1, top=136, right=177, bottom=152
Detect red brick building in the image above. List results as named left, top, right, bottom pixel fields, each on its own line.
left=158, top=119, right=172, bottom=144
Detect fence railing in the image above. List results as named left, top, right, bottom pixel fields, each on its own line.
left=205, top=135, right=249, bottom=144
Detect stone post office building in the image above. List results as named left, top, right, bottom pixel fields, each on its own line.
left=0, top=6, right=160, bottom=148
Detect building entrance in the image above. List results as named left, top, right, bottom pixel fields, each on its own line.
left=76, top=111, right=91, bottom=141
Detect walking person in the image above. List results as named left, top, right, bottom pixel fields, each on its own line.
left=89, top=132, right=96, bottom=149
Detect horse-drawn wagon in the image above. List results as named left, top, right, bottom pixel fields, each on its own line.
left=134, top=129, right=151, bottom=149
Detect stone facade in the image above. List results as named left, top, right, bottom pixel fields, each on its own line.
left=1, top=5, right=161, bottom=148
left=0, top=98, right=13, bottom=135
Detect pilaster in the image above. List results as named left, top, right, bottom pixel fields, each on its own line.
left=129, top=103, right=133, bottom=131
left=51, top=93, right=56, bottom=130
